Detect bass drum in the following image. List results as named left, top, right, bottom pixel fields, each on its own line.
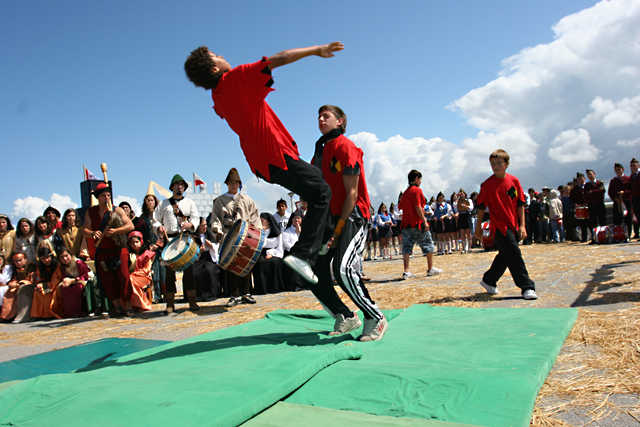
left=219, top=220, right=266, bottom=277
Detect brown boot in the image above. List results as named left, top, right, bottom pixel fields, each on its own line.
left=165, top=292, right=176, bottom=315
left=186, top=290, right=200, bottom=311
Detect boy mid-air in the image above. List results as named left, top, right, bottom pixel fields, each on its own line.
left=184, top=42, right=344, bottom=284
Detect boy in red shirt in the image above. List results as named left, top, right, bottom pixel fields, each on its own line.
left=184, top=42, right=344, bottom=284
left=473, top=150, right=537, bottom=300
left=311, top=105, right=386, bottom=341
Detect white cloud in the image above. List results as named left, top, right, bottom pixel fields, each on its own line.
left=12, top=194, right=78, bottom=222
left=447, top=0, right=640, bottom=187
left=548, top=128, right=602, bottom=162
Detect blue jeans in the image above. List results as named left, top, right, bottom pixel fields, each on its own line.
left=550, top=219, right=563, bottom=243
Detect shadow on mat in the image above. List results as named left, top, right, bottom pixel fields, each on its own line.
left=420, top=293, right=524, bottom=304
left=75, top=331, right=354, bottom=373
left=571, top=260, right=640, bottom=307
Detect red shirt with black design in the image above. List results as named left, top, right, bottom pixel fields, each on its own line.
left=399, top=184, right=426, bottom=229
left=211, top=58, right=299, bottom=181
left=320, top=134, right=371, bottom=220
left=476, top=173, right=526, bottom=237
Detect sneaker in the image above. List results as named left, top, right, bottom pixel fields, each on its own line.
left=241, top=294, right=256, bottom=304
left=328, top=312, right=362, bottom=336
left=427, top=267, right=443, bottom=276
left=358, top=315, right=388, bottom=342
left=226, top=297, right=241, bottom=307
left=373, top=256, right=378, bottom=260
left=402, top=272, right=415, bottom=280
left=523, top=289, right=538, bottom=300
left=283, top=255, right=318, bottom=284
left=480, top=280, right=499, bottom=295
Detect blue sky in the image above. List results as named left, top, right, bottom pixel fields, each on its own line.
left=2, top=0, right=638, bottom=222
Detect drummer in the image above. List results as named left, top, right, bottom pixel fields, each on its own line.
left=569, top=172, right=589, bottom=243
left=155, top=174, right=200, bottom=314
left=210, top=168, right=261, bottom=307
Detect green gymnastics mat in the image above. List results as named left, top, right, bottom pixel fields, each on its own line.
left=0, top=306, right=576, bottom=427
left=0, top=337, right=170, bottom=383
left=242, top=402, right=477, bottom=427
left=285, top=305, right=577, bottom=427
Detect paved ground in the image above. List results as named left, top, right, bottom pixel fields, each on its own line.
left=1, top=240, right=639, bottom=426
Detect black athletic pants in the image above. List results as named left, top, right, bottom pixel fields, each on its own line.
left=483, top=228, right=535, bottom=294
left=267, top=155, right=331, bottom=268
left=311, top=209, right=383, bottom=321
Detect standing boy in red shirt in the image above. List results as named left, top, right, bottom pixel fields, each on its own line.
left=473, top=149, right=537, bottom=300
left=184, top=42, right=344, bottom=284
left=311, top=105, right=386, bottom=341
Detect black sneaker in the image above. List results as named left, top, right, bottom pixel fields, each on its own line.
left=226, top=297, right=241, bottom=307
left=241, top=294, right=256, bottom=304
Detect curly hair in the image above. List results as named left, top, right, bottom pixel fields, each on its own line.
left=184, top=46, right=223, bottom=90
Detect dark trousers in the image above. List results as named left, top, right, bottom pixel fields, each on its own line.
left=576, top=218, right=589, bottom=242
left=587, top=202, right=606, bottom=229
left=563, top=214, right=575, bottom=241
left=311, top=209, right=382, bottom=321
left=227, top=270, right=252, bottom=298
left=612, top=199, right=632, bottom=235
left=165, top=264, right=194, bottom=294
left=483, top=228, right=535, bottom=293
left=633, top=197, right=640, bottom=238
left=267, top=155, right=332, bottom=267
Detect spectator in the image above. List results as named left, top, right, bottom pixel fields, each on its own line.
left=0, top=215, right=15, bottom=260
left=13, top=218, right=37, bottom=264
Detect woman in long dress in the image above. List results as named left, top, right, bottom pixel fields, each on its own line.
left=135, top=191, right=166, bottom=303
left=56, top=209, right=83, bottom=257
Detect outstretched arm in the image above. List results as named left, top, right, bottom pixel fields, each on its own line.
left=267, top=42, right=344, bottom=70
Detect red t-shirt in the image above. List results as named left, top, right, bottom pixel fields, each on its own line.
left=320, top=134, right=371, bottom=219
left=399, top=184, right=426, bottom=228
left=211, top=58, right=300, bottom=181
left=476, top=173, right=526, bottom=237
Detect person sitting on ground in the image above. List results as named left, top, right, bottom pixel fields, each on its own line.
left=13, top=218, right=37, bottom=265
left=31, top=243, right=63, bottom=321
left=473, top=149, right=537, bottom=300
left=192, top=217, right=224, bottom=301
left=58, top=246, right=91, bottom=318
left=252, top=212, right=285, bottom=295
left=273, top=199, right=290, bottom=233
left=126, top=232, right=153, bottom=312
left=0, top=251, right=36, bottom=323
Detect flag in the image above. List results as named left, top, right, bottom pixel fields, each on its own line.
left=84, top=165, right=98, bottom=180
left=193, top=172, right=205, bottom=188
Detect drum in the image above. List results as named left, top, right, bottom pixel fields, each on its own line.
left=593, top=226, right=611, bottom=244
left=161, top=234, right=200, bottom=271
left=610, top=225, right=628, bottom=243
left=481, top=221, right=495, bottom=250
left=575, top=206, right=589, bottom=220
left=219, top=220, right=266, bottom=277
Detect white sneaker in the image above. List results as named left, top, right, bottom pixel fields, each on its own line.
left=402, top=272, right=415, bottom=280
left=283, top=255, right=318, bottom=284
left=358, top=315, right=388, bottom=342
left=480, top=280, right=499, bottom=295
left=523, top=289, right=538, bottom=300
left=373, top=256, right=378, bottom=260
left=328, top=312, right=362, bottom=336
left=427, top=268, right=443, bottom=276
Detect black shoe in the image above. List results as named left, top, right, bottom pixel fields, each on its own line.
left=241, top=295, right=256, bottom=304
left=226, top=297, right=240, bottom=307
